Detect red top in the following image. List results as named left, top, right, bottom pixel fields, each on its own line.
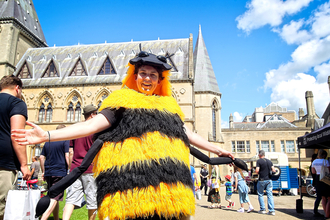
left=70, top=134, right=94, bottom=173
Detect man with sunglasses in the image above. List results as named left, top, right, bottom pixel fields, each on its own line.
left=12, top=51, right=233, bottom=220
left=0, top=75, right=30, bottom=219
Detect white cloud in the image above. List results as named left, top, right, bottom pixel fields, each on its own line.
left=311, top=1, right=330, bottom=38
left=274, top=20, right=311, bottom=44
left=233, top=112, right=244, bottom=122
left=270, top=73, right=329, bottom=117
left=314, top=61, right=330, bottom=83
left=236, top=0, right=312, bottom=33
left=264, top=36, right=330, bottom=89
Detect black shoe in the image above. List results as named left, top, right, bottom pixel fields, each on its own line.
left=314, top=212, right=324, bottom=217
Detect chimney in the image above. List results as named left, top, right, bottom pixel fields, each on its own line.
left=305, top=91, right=316, bottom=128
left=229, top=113, right=233, bottom=129
left=299, top=108, right=305, bottom=120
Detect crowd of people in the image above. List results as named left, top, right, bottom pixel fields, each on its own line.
left=3, top=51, right=234, bottom=220
left=2, top=50, right=330, bottom=219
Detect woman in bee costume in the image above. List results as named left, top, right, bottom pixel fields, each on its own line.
left=13, top=50, right=247, bottom=220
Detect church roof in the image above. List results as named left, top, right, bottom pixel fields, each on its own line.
left=193, top=25, right=221, bottom=95
left=0, top=0, right=47, bottom=45
left=14, top=38, right=190, bottom=87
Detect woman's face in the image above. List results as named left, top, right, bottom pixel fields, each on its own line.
left=135, top=65, right=160, bottom=95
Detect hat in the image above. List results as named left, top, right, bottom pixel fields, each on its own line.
left=225, top=175, right=231, bottom=181
left=82, top=104, right=97, bottom=115
left=122, top=51, right=172, bottom=97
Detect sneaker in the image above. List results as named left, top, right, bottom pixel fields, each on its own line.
left=227, top=205, right=232, bottom=209
left=267, top=211, right=275, bottom=216
left=258, top=210, right=267, bottom=214
left=231, top=202, right=235, bottom=207
left=237, top=208, right=244, bottom=213
left=247, top=207, right=254, bottom=213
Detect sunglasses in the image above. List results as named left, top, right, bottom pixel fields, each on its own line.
left=137, top=51, right=167, bottom=63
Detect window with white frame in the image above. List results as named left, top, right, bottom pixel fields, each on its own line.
left=246, top=141, right=250, bottom=153
left=261, top=141, right=270, bottom=152
left=286, top=140, right=295, bottom=153
left=232, top=141, right=236, bottom=153
left=281, top=141, right=285, bottom=153
left=271, top=140, right=275, bottom=152
left=237, top=141, right=245, bottom=153
left=256, top=140, right=260, bottom=152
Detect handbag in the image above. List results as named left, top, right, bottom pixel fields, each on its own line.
left=195, top=189, right=202, bottom=200
left=320, top=159, right=328, bottom=180
left=4, top=181, right=40, bottom=220
left=207, top=179, right=212, bottom=187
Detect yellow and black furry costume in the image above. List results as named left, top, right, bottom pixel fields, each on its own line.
left=94, top=62, right=194, bottom=219
left=34, top=53, right=248, bottom=220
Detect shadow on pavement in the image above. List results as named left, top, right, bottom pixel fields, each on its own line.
left=275, top=208, right=325, bottom=219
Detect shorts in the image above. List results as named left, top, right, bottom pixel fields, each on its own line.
left=66, top=173, right=97, bottom=209
left=0, top=169, right=17, bottom=217
left=45, top=176, right=65, bottom=201
left=225, top=194, right=232, bottom=201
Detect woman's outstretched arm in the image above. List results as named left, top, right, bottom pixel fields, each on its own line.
left=12, top=114, right=111, bottom=145
left=184, top=125, right=234, bottom=159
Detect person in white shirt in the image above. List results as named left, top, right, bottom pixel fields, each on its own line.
left=312, top=149, right=330, bottom=219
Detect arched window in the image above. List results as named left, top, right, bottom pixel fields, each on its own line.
left=67, top=101, right=82, bottom=122
left=75, top=102, right=81, bottom=122
left=67, top=102, right=74, bottom=122
left=38, top=103, right=45, bottom=122
left=212, top=101, right=217, bottom=141
left=46, top=103, right=52, bottom=122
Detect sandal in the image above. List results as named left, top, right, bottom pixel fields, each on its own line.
left=208, top=205, right=216, bottom=209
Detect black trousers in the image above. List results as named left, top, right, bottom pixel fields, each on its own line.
left=200, top=179, right=208, bottom=195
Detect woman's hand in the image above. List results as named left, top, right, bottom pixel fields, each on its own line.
left=217, top=149, right=234, bottom=160
left=11, top=121, right=47, bottom=145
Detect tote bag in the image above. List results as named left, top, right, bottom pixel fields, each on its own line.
left=4, top=186, right=40, bottom=220
left=320, top=159, right=329, bottom=180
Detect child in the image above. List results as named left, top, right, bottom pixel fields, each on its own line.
left=234, top=165, right=254, bottom=213
left=207, top=166, right=221, bottom=209
left=225, top=175, right=235, bottom=208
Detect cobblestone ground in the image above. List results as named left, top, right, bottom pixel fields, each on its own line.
left=193, top=186, right=323, bottom=220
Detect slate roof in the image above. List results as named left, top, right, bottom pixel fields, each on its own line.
left=232, top=114, right=297, bottom=130
left=14, top=38, right=190, bottom=87
left=193, top=25, right=220, bottom=95
left=0, top=0, right=47, bottom=45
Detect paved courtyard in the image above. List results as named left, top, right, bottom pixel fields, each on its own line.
left=193, top=186, right=323, bottom=220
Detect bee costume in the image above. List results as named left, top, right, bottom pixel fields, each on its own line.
left=35, top=51, right=248, bottom=220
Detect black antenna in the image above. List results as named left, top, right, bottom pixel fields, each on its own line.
left=166, top=53, right=175, bottom=58
left=139, top=43, right=142, bottom=52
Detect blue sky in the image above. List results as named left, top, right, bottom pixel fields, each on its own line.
left=33, top=0, right=330, bottom=127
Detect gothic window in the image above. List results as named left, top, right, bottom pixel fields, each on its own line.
left=38, top=103, right=45, bottom=122
left=67, top=102, right=74, bottom=122
left=70, top=59, right=87, bottom=76
left=212, top=101, right=217, bottom=141
left=67, top=101, right=82, bottom=122
left=42, top=61, right=59, bottom=77
left=75, top=102, right=81, bottom=122
left=17, top=62, right=32, bottom=79
left=46, top=103, right=52, bottom=122
left=98, top=57, right=116, bottom=75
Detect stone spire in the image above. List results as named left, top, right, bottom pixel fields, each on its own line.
left=193, top=25, right=220, bottom=95
left=0, top=0, right=47, bottom=46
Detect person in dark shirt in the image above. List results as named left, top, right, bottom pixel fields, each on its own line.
left=255, top=150, right=275, bottom=215
left=0, top=75, right=30, bottom=219
left=40, top=124, right=69, bottom=220
left=200, top=164, right=209, bottom=195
